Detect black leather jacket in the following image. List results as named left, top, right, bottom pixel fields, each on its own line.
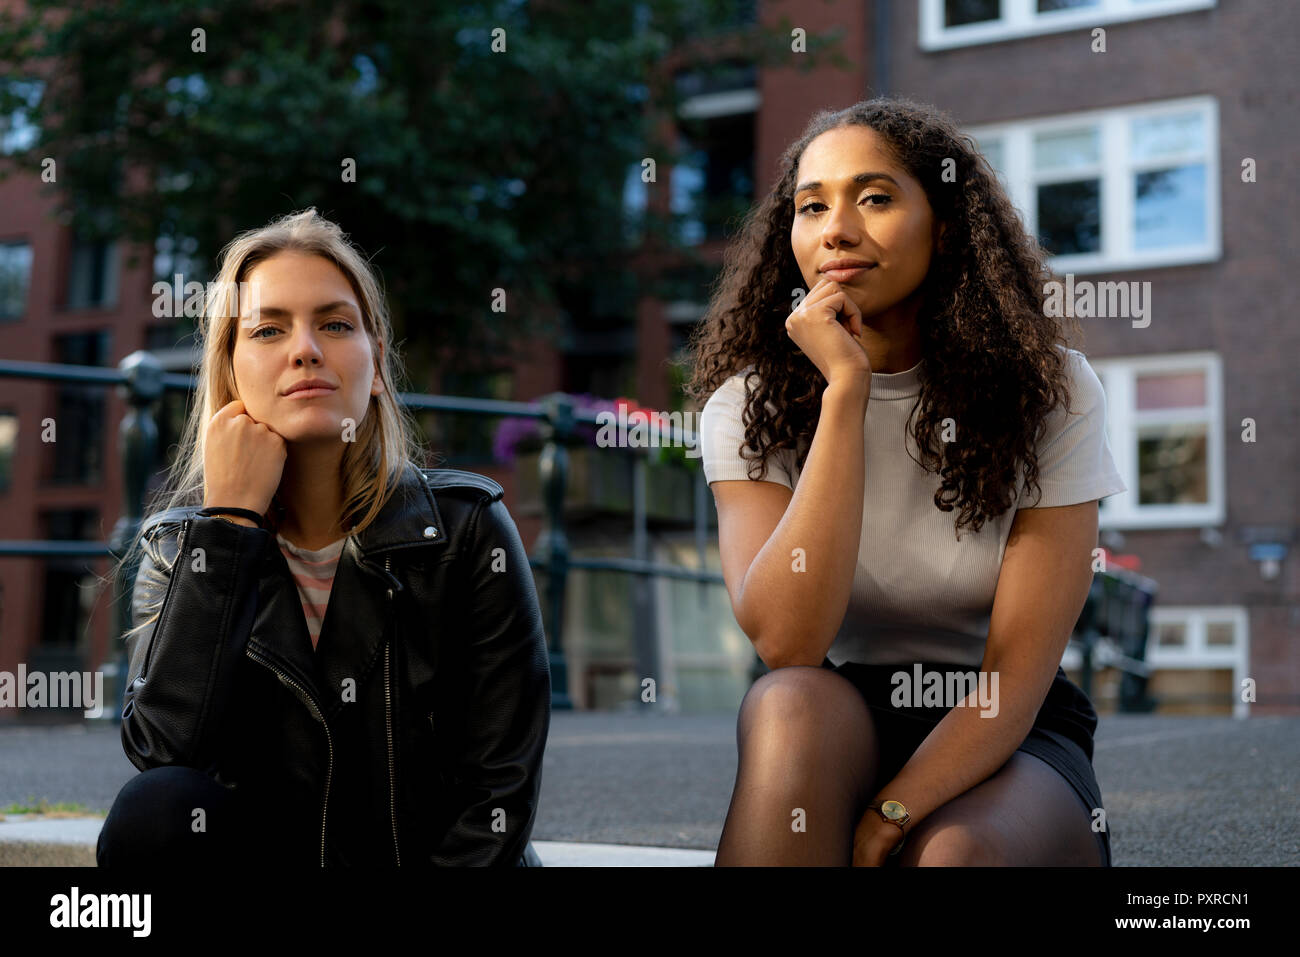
left=119, top=463, right=551, bottom=867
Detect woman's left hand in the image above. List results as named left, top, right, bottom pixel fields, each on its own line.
left=852, top=810, right=906, bottom=866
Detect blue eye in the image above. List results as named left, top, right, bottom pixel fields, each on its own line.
left=250, top=319, right=353, bottom=338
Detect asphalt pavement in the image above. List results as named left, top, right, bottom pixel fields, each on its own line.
left=1, top=711, right=1296, bottom=866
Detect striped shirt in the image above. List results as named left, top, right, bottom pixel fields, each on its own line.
left=276, top=533, right=347, bottom=651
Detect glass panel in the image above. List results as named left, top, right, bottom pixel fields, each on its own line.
left=0, top=412, right=14, bottom=492
left=1206, top=622, right=1235, bottom=647
left=49, top=332, right=108, bottom=484
left=1135, top=164, right=1206, bottom=249
left=977, top=136, right=1004, bottom=178
left=670, top=152, right=706, bottom=246
left=945, top=0, right=1001, bottom=27
left=1038, top=0, right=1099, bottom=11
left=0, top=79, right=44, bottom=154
left=1034, top=127, right=1099, bottom=172
left=0, top=242, right=33, bottom=319
left=674, top=111, right=754, bottom=244
left=1136, top=370, right=1206, bottom=410
left=1131, top=111, right=1204, bottom=162
left=1137, top=424, right=1208, bottom=505
left=623, top=163, right=648, bottom=245
left=1157, top=622, right=1186, bottom=647
left=1037, top=179, right=1101, bottom=255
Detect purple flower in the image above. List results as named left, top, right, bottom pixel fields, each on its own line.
left=491, top=392, right=618, bottom=465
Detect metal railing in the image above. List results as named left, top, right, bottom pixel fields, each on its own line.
left=0, top=352, right=1158, bottom=718
left=1071, top=565, right=1159, bottom=712
left=0, top=351, right=723, bottom=717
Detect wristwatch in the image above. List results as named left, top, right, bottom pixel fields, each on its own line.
left=866, top=800, right=910, bottom=856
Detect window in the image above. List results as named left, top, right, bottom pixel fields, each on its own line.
left=672, top=110, right=756, bottom=246
left=921, top=0, right=1217, bottom=50
left=1090, top=352, right=1223, bottom=529
left=1146, top=606, right=1249, bottom=717
left=66, top=235, right=120, bottom=310
left=0, top=411, right=15, bottom=492
left=672, top=67, right=758, bottom=247
left=47, top=331, right=110, bottom=485
left=39, top=509, right=101, bottom=664
left=623, top=162, right=649, bottom=246
left=1061, top=604, right=1249, bottom=717
left=153, top=232, right=205, bottom=285
left=966, top=96, right=1219, bottom=273
left=0, top=78, right=43, bottom=154
left=0, top=241, right=33, bottom=319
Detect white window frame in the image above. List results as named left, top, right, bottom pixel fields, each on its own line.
left=1089, top=351, right=1224, bottom=530
left=1062, top=604, right=1249, bottom=718
left=964, top=95, right=1220, bottom=274
left=1147, top=606, right=1249, bottom=718
left=920, top=0, right=1217, bottom=51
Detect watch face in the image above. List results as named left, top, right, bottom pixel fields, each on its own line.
left=881, top=800, right=906, bottom=820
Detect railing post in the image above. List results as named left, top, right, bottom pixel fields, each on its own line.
left=632, top=451, right=670, bottom=712
left=101, top=351, right=163, bottom=725
left=534, top=392, right=574, bottom=710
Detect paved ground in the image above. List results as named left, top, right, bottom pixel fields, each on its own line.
left=1, top=711, right=1296, bottom=866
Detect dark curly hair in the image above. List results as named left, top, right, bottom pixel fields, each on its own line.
left=682, top=96, right=1086, bottom=539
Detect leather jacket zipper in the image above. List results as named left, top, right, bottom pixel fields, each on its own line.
left=245, top=647, right=333, bottom=868
left=384, top=553, right=401, bottom=865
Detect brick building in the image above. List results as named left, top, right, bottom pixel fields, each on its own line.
left=1, top=0, right=1295, bottom=716
left=635, top=0, right=1297, bottom=714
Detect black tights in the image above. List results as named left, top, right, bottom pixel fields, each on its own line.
left=714, top=666, right=1104, bottom=866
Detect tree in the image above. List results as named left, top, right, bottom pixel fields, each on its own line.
left=0, top=0, right=847, bottom=386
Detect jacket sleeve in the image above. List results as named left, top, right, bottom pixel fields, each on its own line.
left=120, top=516, right=272, bottom=773
left=429, top=496, right=552, bottom=866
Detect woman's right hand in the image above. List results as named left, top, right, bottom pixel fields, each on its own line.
left=202, top=399, right=288, bottom=516
left=785, top=276, right=873, bottom=386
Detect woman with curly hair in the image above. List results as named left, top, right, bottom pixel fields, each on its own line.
left=685, top=97, right=1125, bottom=866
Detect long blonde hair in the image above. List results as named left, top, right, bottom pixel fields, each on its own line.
left=112, top=208, right=433, bottom=639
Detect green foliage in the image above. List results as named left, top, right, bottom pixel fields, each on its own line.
left=0, top=0, right=844, bottom=381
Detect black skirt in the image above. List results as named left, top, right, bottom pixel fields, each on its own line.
left=823, top=658, right=1112, bottom=866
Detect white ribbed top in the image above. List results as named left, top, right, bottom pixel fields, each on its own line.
left=699, top=347, right=1127, bottom=667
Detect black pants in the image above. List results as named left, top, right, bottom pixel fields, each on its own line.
left=97, top=766, right=309, bottom=868
left=99, top=765, right=542, bottom=867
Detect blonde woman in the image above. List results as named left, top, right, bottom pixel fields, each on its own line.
left=99, top=209, right=550, bottom=867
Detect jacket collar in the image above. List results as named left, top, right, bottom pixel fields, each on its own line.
left=252, top=461, right=447, bottom=713
left=347, top=461, right=449, bottom=560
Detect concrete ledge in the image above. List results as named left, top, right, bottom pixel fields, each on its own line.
left=0, top=817, right=715, bottom=867
left=528, top=841, right=714, bottom=867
